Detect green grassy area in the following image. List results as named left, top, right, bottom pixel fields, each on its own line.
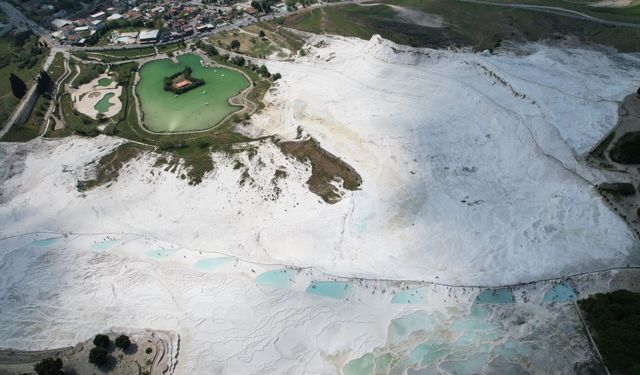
left=47, top=52, right=65, bottom=83
left=77, top=51, right=156, bottom=64
left=98, top=47, right=157, bottom=57
left=158, top=42, right=184, bottom=54
left=484, top=0, right=640, bottom=24
left=48, top=53, right=275, bottom=184
left=579, top=290, right=640, bottom=374
left=0, top=93, right=50, bottom=142
left=69, top=61, right=106, bottom=87
left=49, top=62, right=133, bottom=138
left=282, top=0, right=640, bottom=52
left=0, top=31, right=48, bottom=126
left=589, top=131, right=615, bottom=161
left=609, top=131, right=640, bottom=164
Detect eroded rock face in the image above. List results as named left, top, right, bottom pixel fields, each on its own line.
left=279, top=136, right=361, bottom=203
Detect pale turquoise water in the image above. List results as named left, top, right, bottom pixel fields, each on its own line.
left=94, top=92, right=115, bottom=113
left=255, top=269, right=295, bottom=288
left=343, top=353, right=375, bottom=375
left=475, top=288, right=514, bottom=304
left=91, top=239, right=120, bottom=252
left=343, top=300, right=556, bottom=375
left=388, top=310, right=441, bottom=344
left=305, top=281, right=352, bottom=299
left=145, top=248, right=176, bottom=260
left=193, top=257, right=234, bottom=272
left=137, top=54, right=249, bottom=132
left=543, top=282, right=577, bottom=302
left=31, top=237, right=60, bottom=247
left=392, top=287, right=427, bottom=304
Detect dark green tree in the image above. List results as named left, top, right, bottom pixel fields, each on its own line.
left=88, top=347, right=109, bottom=367
left=230, top=39, right=241, bottom=50
left=259, top=30, right=266, bottom=38
left=33, top=357, right=63, bottom=375
left=9, top=73, right=27, bottom=99
left=115, top=334, right=131, bottom=350
left=36, top=71, right=52, bottom=95
left=93, top=334, right=110, bottom=348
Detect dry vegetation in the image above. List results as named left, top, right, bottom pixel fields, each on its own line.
left=279, top=136, right=361, bottom=203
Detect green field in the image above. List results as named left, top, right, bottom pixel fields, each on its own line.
left=482, top=0, right=640, bottom=24
left=47, top=52, right=65, bottom=83
left=0, top=31, right=48, bottom=127
left=283, top=0, right=640, bottom=52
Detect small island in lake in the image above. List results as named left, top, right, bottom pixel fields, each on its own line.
left=163, top=66, right=205, bottom=94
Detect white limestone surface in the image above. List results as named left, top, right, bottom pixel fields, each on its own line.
left=0, top=35, right=638, bottom=288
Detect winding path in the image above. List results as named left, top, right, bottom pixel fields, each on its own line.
left=457, top=0, right=640, bottom=28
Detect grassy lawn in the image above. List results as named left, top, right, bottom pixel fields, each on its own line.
left=99, top=47, right=157, bottom=57
left=0, top=93, right=50, bottom=142
left=158, top=42, right=184, bottom=54
left=47, top=52, right=65, bottom=83
left=77, top=51, right=156, bottom=63
left=282, top=0, right=640, bottom=52
left=484, top=0, right=640, bottom=24
left=68, top=61, right=106, bottom=87
left=0, top=32, right=48, bottom=127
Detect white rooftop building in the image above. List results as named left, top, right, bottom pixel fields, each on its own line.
left=51, top=19, right=72, bottom=29
left=139, top=29, right=159, bottom=43
left=107, top=13, right=124, bottom=21
left=91, top=11, right=106, bottom=19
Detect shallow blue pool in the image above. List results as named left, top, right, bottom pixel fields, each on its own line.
left=91, top=239, right=121, bottom=252
left=543, top=282, right=577, bottom=302
left=31, top=237, right=60, bottom=247
left=145, top=248, right=176, bottom=260
left=306, top=281, right=352, bottom=299
left=392, top=287, right=427, bottom=304
left=193, top=257, right=234, bottom=272
left=256, top=269, right=295, bottom=288
left=475, top=288, right=514, bottom=304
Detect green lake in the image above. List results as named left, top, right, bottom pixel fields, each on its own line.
left=94, top=92, right=115, bottom=113
left=97, top=77, right=112, bottom=87
left=136, top=54, right=250, bottom=132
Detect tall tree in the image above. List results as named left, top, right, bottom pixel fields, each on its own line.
left=36, top=71, right=52, bottom=95
left=9, top=73, right=27, bottom=99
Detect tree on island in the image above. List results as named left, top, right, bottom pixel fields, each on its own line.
left=34, top=357, right=63, bottom=375
left=89, top=347, right=109, bottom=367
left=9, top=73, right=27, bottom=99
left=230, top=39, right=241, bottom=50
left=93, top=334, right=110, bottom=348
left=115, top=334, right=131, bottom=350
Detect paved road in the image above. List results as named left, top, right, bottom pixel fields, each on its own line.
left=458, top=0, right=640, bottom=28
left=0, top=1, right=59, bottom=46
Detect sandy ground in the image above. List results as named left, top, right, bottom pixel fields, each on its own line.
left=69, top=74, right=123, bottom=119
